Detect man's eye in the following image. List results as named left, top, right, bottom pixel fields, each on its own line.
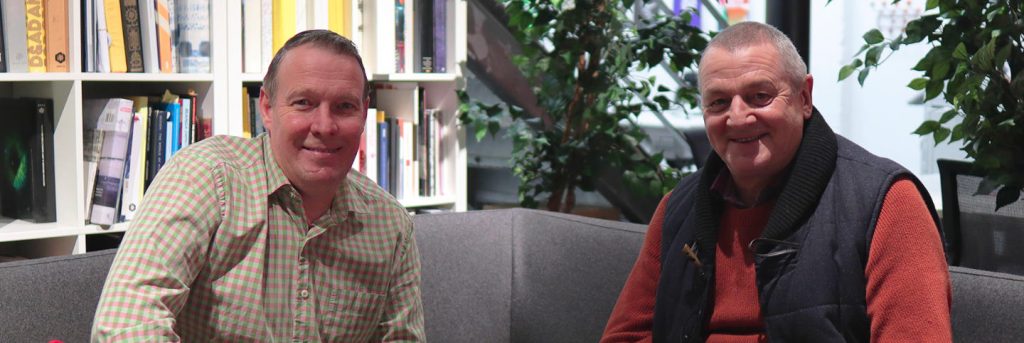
left=705, top=99, right=728, bottom=112
left=751, top=93, right=773, bottom=106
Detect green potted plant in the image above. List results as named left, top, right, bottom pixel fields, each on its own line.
left=458, top=0, right=709, bottom=213
left=839, top=0, right=1023, bottom=209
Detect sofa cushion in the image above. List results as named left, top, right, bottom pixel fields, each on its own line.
left=414, top=208, right=647, bottom=343
left=0, top=248, right=117, bottom=342
left=950, top=266, right=1024, bottom=342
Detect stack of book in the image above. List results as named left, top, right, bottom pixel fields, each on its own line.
left=81, top=0, right=210, bottom=73
left=0, top=98, right=55, bottom=222
left=0, top=0, right=70, bottom=72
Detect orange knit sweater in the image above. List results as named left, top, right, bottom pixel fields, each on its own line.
left=600, top=178, right=952, bottom=342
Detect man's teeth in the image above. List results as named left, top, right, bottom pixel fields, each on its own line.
left=735, top=135, right=761, bottom=143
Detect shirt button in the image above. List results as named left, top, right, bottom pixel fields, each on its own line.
left=299, top=289, right=309, bottom=299
left=299, top=256, right=307, bottom=264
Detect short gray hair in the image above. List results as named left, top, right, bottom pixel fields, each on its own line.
left=262, top=29, right=370, bottom=101
left=698, top=22, right=807, bottom=91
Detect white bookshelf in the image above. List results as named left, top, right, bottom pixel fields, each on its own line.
left=0, top=0, right=467, bottom=258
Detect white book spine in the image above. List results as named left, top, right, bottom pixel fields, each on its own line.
left=260, top=0, right=272, bottom=73
left=175, top=0, right=211, bottom=73
left=243, top=0, right=262, bottom=73
left=95, top=0, right=111, bottom=73
left=294, top=0, right=307, bottom=33
left=362, top=0, right=395, bottom=74
left=311, top=0, right=329, bottom=30
left=139, top=0, right=161, bottom=72
left=90, top=98, right=135, bottom=226
left=365, top=108, right=378, bottom=183
left=2, top=0, right=30, bottom=72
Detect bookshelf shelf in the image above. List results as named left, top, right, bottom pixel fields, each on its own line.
left=371, top=73, right=459, bottom=83
left=0, top=0, right=467, bottom=259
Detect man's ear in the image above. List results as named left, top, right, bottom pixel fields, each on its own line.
left=259, top=87, right=273, bottom=134
left=801, top=74, right=814, bottom=119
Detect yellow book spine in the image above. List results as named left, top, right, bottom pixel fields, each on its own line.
left=241, top=87, right=252, bottom=138
left=328, top=0, right=350, bottom=38
left=43, top=0, right=69, bottom=72
left=25, top=0, right=46, bottom=72
left=104, top=0, right=127, bottom=72
left=272, top=0, right=296, bottom=54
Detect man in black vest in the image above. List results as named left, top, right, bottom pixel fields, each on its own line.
left=601, top=22, right=951, bottom=342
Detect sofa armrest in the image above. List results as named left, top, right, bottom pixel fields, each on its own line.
left=950, top=266, right=1024, bottom=342
left=0, top=249, right=117, bottom=342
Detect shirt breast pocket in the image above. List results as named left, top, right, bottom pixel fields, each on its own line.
left=320, top=288, right=388, bottom=342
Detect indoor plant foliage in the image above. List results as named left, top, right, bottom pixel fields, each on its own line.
left=839, top=0, right=1023, bottom=209
left=458, top=0, right=708, bottom=212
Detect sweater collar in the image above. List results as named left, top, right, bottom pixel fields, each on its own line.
left=693, top=108, right=839, bottom=258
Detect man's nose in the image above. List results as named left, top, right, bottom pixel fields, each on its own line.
left=310, top=105, right=339, bottom=135
left=725, top=96, right=755, bottom=126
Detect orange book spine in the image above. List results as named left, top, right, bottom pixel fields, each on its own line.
left=154, top=0, right=172, bottom=72
left=44, top=0, right=68, bottom=72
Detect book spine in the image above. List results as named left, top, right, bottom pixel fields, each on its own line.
left=242, top=0, right=261, bottom=73
left=122, top=96, right=148, bottom=221
left=377, top=111, right=389, bottom=191
left=145, top=108, right=164, bottom=189
left=31, top=98, right=55, bottom=221
left=94, top=0, right=112, bottom=72
left=90, top=98, right=134, bottom=225
left=327, top=0, right=350, bottom=38
left=0, top=1, right=7, bottom=72
left=103, top=0, right=127, bottom=72
left=394, top=0, right=405, bottom=73
left=83, top=0, right=93, bottom=71
left=120, top=0, right=144, bottom=72
left=417, top=0, right=432, bottom=73
left=260, top=0, right=272, bottom=72
left=137, top=0, right=159, bottom=72
left=271, top=0, right=295, bottom=55
left=175, top=0, right=209, bottom=73
left=364, top=107, right=378, bottom=183
left=433, top=0, right=446, bottom=73
left=43, top=0, right=68, bottom=72
left=25, top=0, right=46, bottom=72
left=3, top=0, right=30, bottom=72
left=154, top=0, right=173, bottom=72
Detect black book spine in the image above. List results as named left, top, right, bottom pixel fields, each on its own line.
left=417, top=0, right=433, bottom=73
left=0, top=4, right=6, bottom=73
left=30, top=98, right=56, bottom=222
left=121, top=0, right=145, bottom=72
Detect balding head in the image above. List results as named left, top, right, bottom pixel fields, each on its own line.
left=698, top=22, right=807, bottom=92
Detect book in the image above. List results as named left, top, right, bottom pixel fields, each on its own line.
left=327, top=0, right=351, bottom=38
left=362, top=0, right=395, bottom=74
left=120, top=96, right=149, bottom=221
left=43, top=0, right=68, bottom=72
left=144, top=107, right=166, bottom=188
left=241, top=86, right=252, bottom=138
left=271, top=0, right=295, bottom=54
left=103, top=0, right=128, bottom=72
left=136, top=0, right=159, bottom=72
left=3, top=0, right=30, bottom=72
left=88, top=97, right=134, bottom=225
left=363, top=107, right=378, bottom=183
left=94, top=0, right=112, bottom=72
left=154, top=0, right=172, bottom=72
left=120, top=0, right=145, bottom=72
left=242, top=0, right=261, bottom=73
left=175, top=0, right=210, bottom=73
left=0, top=3, right=6, bottom=72
left=395, top=0, right=406, bottom=73
left=25, top=0, right=46, bottom=72
left=83, top=0, right=94, bottom=71
left=377, top=110, right=389, bottom=191
left=260, top=0, right=272, bottom=72
left=433, top=0, right=446, bottom=73
left=415, top=0, right=433, bottom=73
left=0, top=98, right=55, bottom=222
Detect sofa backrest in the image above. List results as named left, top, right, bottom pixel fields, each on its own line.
left=413, top=208, right=647, bottom=343
left=949, top=266, right=1024, bottom=342
left=0, top=248, right=117, bottom=342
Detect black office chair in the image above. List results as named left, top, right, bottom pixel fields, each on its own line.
left=938, top=159, right=1024, bottom=275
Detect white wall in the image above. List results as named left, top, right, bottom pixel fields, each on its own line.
left=810, top=0, right=959, bottom=207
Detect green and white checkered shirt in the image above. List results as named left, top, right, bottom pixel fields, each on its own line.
left=92, top=134, right=424, bottom=342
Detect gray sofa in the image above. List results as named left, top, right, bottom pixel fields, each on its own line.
left=1, top=208, right=1022, bottom=342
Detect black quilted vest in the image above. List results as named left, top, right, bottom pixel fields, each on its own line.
left=651, top=111, right=940, bottom=342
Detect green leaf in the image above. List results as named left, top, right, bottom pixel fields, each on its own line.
left=863, top=29, right=884, bottom=44
left=865, top=45, right=884, bottom=66
left=838, top=59, right=862, bottom=81
left=938, top=109, right=958, bottom=124
left=931, top=61, right=950, bottom=80
left=475, top=125, right=488, bottom=141
left=950, top=123, right=964, bottom=142
left=857, top=68, right=870, bottom=86
left=952, top=42, right=969, bottom=60
left=913, top=120, right=941, bottom=135
left=907, top=77, right=929, bottom=90
left=925, top=79, right=944, bottom=100
left=933, top=127, right=951, bottom=145
left=995, top=187, right=1022, bottom=211
left=973, top=38, right=996, bottom=70
left=925, top=0, right=939, bottom=10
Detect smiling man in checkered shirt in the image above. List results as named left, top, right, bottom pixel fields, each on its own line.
left=92, top=30, right=424, bottom=342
